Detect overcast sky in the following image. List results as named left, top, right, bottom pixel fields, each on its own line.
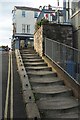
left=0, top=0, right=63, bottom=48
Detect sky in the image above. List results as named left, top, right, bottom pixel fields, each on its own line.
left=0, top=0, right=63, bottom=48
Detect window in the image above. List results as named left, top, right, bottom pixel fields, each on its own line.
left=34, top=12, right=38, bottom=18
left=22, top=24, right=30, bottom=33
left=27, top=25, right=30, bottom=33
left=22, top=10, right=25, bottom=17
left=22, top=24, right=25, bottom=33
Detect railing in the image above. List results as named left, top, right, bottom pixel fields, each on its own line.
left=44, top=37, right=80, bottom=84
left=37, top=5, right=73, bottom=25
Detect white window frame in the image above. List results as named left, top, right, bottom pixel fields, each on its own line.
left=27, top=25, right=30, bottom=33
left=22, top=24, right=25, bottom=33
left=22, top=10, right=25, bottom=17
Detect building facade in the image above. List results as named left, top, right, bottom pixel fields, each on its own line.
left=37, top=5, right=64, bottom=24
left=71, top=0, right=80, bottom=50
left=12, top=6, right=40, bottom=50
left=63, top=0, right=72, bottom=22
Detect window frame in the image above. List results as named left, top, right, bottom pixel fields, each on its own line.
left=22, top=24, right=26, bottom=33
left=34, top=12, right=38, bottom=18
left=22, top=10, right=25, bottom=17
left=27, top=25, right=30, bottom=34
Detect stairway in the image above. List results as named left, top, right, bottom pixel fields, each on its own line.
left=20, top=48, right=79, bottom=119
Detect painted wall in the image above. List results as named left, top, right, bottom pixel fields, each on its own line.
left=13, top=9, right=39, bottom=34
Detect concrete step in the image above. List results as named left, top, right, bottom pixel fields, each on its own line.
left=27, top=71, right=57, bottom=78
left=54, top=112, right=79, bottom=118
left=33, top=85, right=72, bottom=99
left=20, top=49, right=34, bottom=52
left=25, top=66, right=52, bottom=71
left=40, top=111, right=79, bottom=118
left=21, top=53, right=38, bottom=55
left=21, top=51, right=37, bottom=54
left=24, top=62, right=47, bottom=67
left=37, top=97, right=79, bottom=118
left=37, top=96, right=79, bottom=110
left=30, top=77, right=62, bottom=83
left=30, top=77, right=64, bottom=87
left=23, top=59, right=44, bottom=63
left=22, top=54, right=39, bottom=57
left=22, top=56, right=41, bottom=59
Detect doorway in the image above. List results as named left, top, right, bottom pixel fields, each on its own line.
left=20, top=40, right=25, bottom=49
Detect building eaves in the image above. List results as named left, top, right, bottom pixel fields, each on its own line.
left=15, top=6, right=40, bottom=12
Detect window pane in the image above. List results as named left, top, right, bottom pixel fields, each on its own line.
left=27, top=25, right=30, bottom=33
left=22, top=11, right=25, bottom=17
left=34, top=12, right=38, bottom=18
left=22, top=24, right=25, bottom=33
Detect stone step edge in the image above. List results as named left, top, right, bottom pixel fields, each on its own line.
left=37, top=104, right=78, bottom=111
left=25, top=66, right=51, bottom=70
left=30, top=79, right=63, bottom=84
left=27, top=72, right=57, bottom=77
left=23, top=59, right=44, bottom=61
left=33, top=88, right=72, bottom=95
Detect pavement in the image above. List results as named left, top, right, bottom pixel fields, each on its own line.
left=12, top=52, right=27, bottom=119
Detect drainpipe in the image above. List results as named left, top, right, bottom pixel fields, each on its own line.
left=63, top=0, right=66, bottom=23
left=58, top=0, right=59, bottom=6
left=68, top=0, right=70, bottom=21
left=57, top=0, right=60, bottom=23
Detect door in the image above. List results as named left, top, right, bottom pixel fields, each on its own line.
left=20, top=40, right=25, bottom=49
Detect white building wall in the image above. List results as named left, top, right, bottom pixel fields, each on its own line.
left=15, top=9, right=37, bottom=34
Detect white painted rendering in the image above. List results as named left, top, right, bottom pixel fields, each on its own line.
left=13, top=7, right=40, bottom=34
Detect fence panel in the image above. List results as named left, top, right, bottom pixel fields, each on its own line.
left=44, top=37, right=80, bottom=84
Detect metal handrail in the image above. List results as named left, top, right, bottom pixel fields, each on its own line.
left=44, top=37, right=80, bottom=83
left=45, top=38, right=80, bottom=52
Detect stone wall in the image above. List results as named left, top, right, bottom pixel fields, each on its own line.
left=43, top=23, right=73, bottom=46
left=34, top=26, right=43, bottom=57
left=34, top=23, right=73, bottom=56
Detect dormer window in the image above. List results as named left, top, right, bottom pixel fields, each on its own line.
left=22, top=10, right=25, bottom=17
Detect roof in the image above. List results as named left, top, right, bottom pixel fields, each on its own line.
left=15, top=6, right=40, bottom=12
